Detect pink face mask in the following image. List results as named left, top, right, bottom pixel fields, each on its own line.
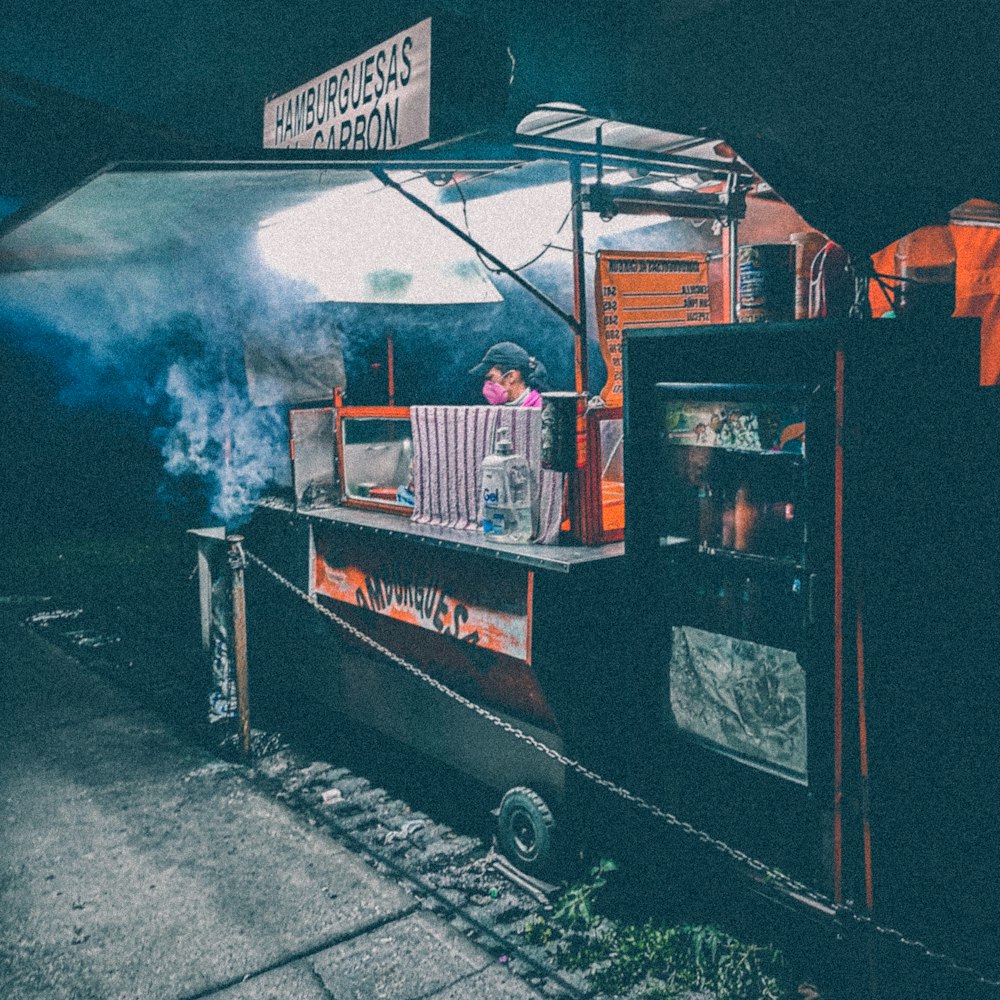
left=482, top=380, right=508, bottom=405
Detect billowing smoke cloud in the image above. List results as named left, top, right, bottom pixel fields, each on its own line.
left=155, top=359, right=288, bottom=525
left=0, top=165, right=719, bottom=528
left=0, top=200, right=309, bottom=527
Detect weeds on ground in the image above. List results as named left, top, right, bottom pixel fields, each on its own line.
left=523, top=859, right=792, bottom=999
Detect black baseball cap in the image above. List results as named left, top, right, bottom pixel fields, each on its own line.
left=469, top=341, right=531, bottom=378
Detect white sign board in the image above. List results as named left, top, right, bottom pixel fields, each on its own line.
left=263, top=19, right=431, bottom=152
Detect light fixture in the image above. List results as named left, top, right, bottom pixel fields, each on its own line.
left=584, top=182, right=737, bottom=222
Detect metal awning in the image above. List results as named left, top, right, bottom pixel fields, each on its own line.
left=514, top=104, right=749, bottom=179
left=0, top=168, right=503, bottom=305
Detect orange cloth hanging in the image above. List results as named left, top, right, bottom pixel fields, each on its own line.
left=870, top=214, right=1000, bottom=386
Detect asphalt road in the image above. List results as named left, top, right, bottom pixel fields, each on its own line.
left=0, top=607, right=555, bottom=1000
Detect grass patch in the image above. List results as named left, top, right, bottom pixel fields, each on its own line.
left=523, top=859, right=794, bottom=999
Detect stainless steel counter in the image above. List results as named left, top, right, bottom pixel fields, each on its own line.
left=259, top=499, right=623, bottom=573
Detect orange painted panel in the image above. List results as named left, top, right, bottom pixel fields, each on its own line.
left=314, top=537, right=531, bottom=662
left=870, top=221, right=1000, bottom=386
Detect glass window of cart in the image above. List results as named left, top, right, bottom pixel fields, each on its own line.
left=598, top=415, right=625, bottom=534
left=339, top=413, right=414, bottom=509
left=657, top=387, right=809, bottom=782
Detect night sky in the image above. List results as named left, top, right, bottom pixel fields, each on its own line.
left=0, top=0, right=509, bottom=152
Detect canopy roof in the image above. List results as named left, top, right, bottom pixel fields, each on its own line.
left=514, top=105, right=742, bottom=175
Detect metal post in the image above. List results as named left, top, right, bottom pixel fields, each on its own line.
left=567, top=161, right=590, bottom=540
left=727, top=213, right=739, bottom=324
left=569, top=159, right=589, bottom=396
left=197, top=539, right=213, bottom=653
left=188, top=527, right=227, bottom=655
left=386, top=329, right=395, bottom=407
left=228, top=535, right=250, bottom=754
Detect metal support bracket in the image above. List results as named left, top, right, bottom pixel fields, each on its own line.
left=372, top=167, right=580, bottom=335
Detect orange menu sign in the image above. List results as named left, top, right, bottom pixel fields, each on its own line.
left=595, top=250, right=710, bottom=405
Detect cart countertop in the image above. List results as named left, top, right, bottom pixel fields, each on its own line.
left=257, top=498, right=623, bottom=572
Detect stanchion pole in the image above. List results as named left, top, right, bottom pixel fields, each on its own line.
left=227, top=535, right=250, bottom=754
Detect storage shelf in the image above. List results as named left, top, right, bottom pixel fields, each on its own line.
left=659, top=538, right=805, bottom=572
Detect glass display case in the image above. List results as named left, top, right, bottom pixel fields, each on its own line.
left=578, top=406, right=625, bottom=544
left=653, top=384, right=810, bottom=782
left=336, top=406, right=414, bottom=515
left=657, top=388, right=807, bottom=564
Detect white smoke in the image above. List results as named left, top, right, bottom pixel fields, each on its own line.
left=157, top=366, right=288, bottom=525
left=0, top=252, right=302, bottom=527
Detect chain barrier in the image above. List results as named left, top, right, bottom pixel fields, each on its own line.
left=241, top=544, right=1000, bottom=991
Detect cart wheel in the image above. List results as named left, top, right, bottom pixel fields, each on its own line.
left=496, top=787, right=556, bottom=874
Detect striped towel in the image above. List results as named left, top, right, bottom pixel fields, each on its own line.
left=410, top=405, right=564, bottom=544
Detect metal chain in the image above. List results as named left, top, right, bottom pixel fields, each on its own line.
left=852, top=914, right=1000, bottom=985
left=243, top=546, right=1000, bottom=990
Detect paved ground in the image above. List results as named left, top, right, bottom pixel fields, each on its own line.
left=0, top=608, right=560, bottom=1000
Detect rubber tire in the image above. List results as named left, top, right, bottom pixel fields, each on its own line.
left=496, top=787, right=556, bottom=875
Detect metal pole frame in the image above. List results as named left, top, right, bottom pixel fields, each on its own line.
left=727, top=214, right=740, bottom=324
left=723, top=174, right=743, bottom=323
left=569, top=159, right=589, bottom=396
left=372, top=166, right=580, bottom=334
left=228, top=535, right=251, bottom=754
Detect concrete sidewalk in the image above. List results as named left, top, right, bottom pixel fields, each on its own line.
left=0, top=611, right=548, bottom=1000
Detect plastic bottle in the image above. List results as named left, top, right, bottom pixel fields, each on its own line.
left=481, top=425, right=533, bottom=543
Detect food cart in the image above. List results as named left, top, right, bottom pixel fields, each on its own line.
left=228, top=114, right=757, bottom=873
left=177, top=24, right=998, bottom=943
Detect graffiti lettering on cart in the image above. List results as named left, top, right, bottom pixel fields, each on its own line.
left=355, top=569, right=481, bottom=645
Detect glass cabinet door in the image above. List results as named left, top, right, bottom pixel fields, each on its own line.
left=577, top=406, right=626, bottom=544
left=290, top=406, right=337, bottom=511
left=655, top=384, right=811, bottom=783
left=657, top=387, right=807, bottom=563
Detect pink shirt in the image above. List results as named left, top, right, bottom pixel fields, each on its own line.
left=509, top=388, right=543, bottom=408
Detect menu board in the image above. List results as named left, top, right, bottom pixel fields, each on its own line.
left=595, top=250, right=710, bottom=406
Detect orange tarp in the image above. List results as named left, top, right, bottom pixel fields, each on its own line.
left=870, top=215, right=1000, bottom=386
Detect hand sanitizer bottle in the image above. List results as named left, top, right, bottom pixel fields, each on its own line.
left=481, top=425, right=532, bottom=543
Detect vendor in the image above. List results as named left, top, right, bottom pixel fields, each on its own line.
left=470, top=341, right=549, bottom=407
